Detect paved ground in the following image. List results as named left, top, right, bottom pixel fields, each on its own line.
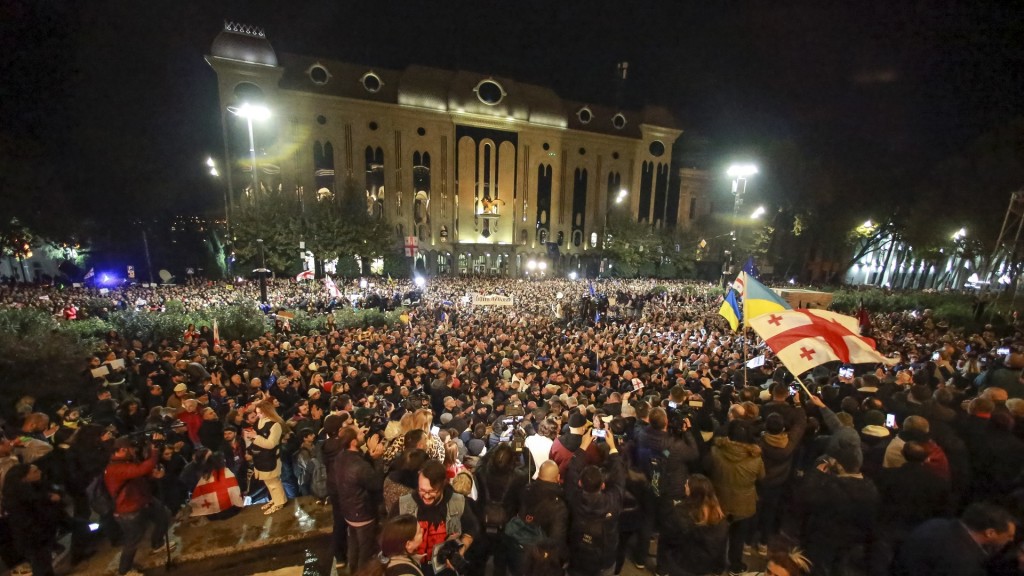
left=0, top=496, right=770, bottom=575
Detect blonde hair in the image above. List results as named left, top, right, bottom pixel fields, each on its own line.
left=767, top=547, right=813, bottom=576
left=412, top=409, right=433, bottom=432
left=255, top=400, right=286, bottom=428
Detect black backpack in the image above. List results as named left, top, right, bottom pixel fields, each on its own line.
left=569, top=508, right=615, bottom=573
left=502, top=514, right=546, bottom=576
left=481, top=474, right=513, bottom=534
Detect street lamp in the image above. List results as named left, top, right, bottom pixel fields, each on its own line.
left=751, top=206, right=766, bottom=219
left=228, top=103, right=271, bottom=304
left=727, top=163, right=758, bottom=273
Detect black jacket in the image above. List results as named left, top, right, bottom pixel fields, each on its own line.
left=758, top=407, right=807, bottom=487
left=565, top=447, right=626, bottom=573
left=518, top=479, right=569, bottom=561
left=797, top=469, right=879, bottom=550
left=635, top=426, right=699, bottom=499
left=332, top=449, right=384, bottom=523
left=660, top=501, right=728, bottom=576
left=876, top=461, right=952, bottom=534
left=892, top=518, right=990, bottom=576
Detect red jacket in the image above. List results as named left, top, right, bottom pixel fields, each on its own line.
left=178, top=410, right=203, bottom=444
left=105, top=449, right=158, bottom=515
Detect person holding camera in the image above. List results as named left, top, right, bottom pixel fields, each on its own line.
left=564, top=423, right=625, bottom=576
left=397, top=459, right=479, bottom=576
left=635, top=405, right=699, bottom=571
left=104, top=436, right=175, bottom=576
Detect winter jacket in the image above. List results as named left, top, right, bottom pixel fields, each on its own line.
left=796, top=469, right=879, bottom=550
left=333, top=449, right=385, bottom=523
left=758, top=407, right=806, bottom=487
left=565, top=448, right=626, bottom=574
left=635, top=426, right=700, bottom=499
left=104, top=448, right=159, bottom=515
left=659, top=501, right=728, bottom=576
left=708, top=438, right=764, bottom=520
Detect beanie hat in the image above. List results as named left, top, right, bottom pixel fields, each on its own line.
left=467, top=438, right=486, bottom=457
left=827, top=432, right=864, bottom=473
left=863, top=410, right=886, bottom=427
left=439, top=413, right=453, bottom=425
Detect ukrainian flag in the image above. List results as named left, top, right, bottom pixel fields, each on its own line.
left=719, top=289, right=742, bottom=331
left=739, top=271, right=791, bottom=322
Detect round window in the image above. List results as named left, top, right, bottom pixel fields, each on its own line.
left=369, top=121, right=378, bottom=131
left=579, top=147, right=586, bottom=156
left=233, top=82, right=264, bottom=103
left=612, top=113, right=627, bottom=129
left=612, top=151, right=620, bottom=160
left=474, top=79, right=505, bottom=105
left=316, top=115, right=327, bottom=125
left=542, top=143, right=550, bottom=151
left=577, top=107, right=593, bottom=124
left=417, top=127, right=426, bottom=136
left=309, top=65, right=330, bottom=85
left=361, top=72, right=383, bottom=93
left=649, top=141, right=665, bottom=157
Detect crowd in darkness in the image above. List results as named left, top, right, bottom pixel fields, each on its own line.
left=1, top=277, right=1023, bottom=576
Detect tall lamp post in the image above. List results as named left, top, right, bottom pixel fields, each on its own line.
left=228, top=102, right=271, bottom=304
left=727, top=163, right=758, bottom=274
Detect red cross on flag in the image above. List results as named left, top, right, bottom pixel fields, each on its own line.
left=189, top=468, right=243, bottom=517
left=748, top=309, right=896, bottom=376
left=404, top=236, right=419, bottom=257
left=324, top=274, right=342, bottom=299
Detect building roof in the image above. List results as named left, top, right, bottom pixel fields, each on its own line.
left=209, top=22, right=278, bottom=67
left=275, top=52, right=676, bottom=136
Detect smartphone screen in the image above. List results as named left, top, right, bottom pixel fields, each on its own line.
left=839, top=367, right=854, bottom=379
left=430, top=426, right=440, bottom=435
left=998, top=347, right=1011, bottom=356
left=885, top=414, right=897, bottom=428
left=592, top=429, right=606, bottom=438
left=932, top=352, right=941, bottom=361
left=668, top=401, right=678, bottom=409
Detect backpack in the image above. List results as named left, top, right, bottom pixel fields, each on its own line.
left=502, top=515, right=546, bottom=575
left=569, top=508, right=615, bottom=574
left=87, top=474, right=127, bottom=516
left=647, top=447, right=667, bottom=498
left=309, top=446, right=329, bottom=500
left=481, top=474, right=513, bottom=534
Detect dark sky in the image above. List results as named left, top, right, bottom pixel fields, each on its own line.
left=3, top=0, right=1023, bottom=228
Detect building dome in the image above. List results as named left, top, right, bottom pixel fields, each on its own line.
left=210, top=21, right=278, bottom=67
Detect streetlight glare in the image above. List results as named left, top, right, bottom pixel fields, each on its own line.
left=863, top=220, right=874, bottom=228
left=751, top=206, right=766, bottom=219
left=210, top=167, right=219, bottom=177
left=727, top=163, right=758, bottom=178
left=231, top=102, right=271, bottom=121
left=206, top=157, right=215, bottom=168
left=952, top=228, right=966, bottom=240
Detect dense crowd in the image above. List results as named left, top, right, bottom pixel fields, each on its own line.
left=1, top=277, right=1023, bottom=576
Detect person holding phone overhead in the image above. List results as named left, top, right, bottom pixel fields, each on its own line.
left=245, top=399, right=288, bottom=515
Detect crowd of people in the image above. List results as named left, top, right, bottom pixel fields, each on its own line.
left=1, top=276, right=1023, bottom=576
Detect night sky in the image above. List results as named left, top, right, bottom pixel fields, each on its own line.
left=3, top=0, right=1023, bottom=233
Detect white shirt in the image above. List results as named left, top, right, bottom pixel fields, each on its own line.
left=524, top=435, right=553, bottom=479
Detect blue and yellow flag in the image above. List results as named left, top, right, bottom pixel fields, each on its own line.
left=719, top=289, right=742, bottom=331
left=739, top=271, right=791, bottom=322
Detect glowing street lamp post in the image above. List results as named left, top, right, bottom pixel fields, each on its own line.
left=228, top=103, right=271, bottom=304
left=727, top=163, right=758, bottom=274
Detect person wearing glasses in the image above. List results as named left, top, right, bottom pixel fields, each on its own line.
left=397, top=460, right=479, bottom=575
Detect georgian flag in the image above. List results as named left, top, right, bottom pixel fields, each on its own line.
left=324, top=275, right=341, bottom=299
left=189, top=468, right=243, bottom=517
left=295, top=270, right=314, bottom=281
left=748, top=309, right=897, bottom=377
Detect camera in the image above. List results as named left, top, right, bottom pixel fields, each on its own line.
left=432, top=538, right=469, bottom=575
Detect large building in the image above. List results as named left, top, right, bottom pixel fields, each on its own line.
left=206, top=22, right=706, bottom=276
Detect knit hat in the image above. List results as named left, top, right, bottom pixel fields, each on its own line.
left=467, top=438, right=486, bottom=457
left=174, top=383, right=188, bottom=393
left=827, top=433, right=864, bottom=473
left=307, top=388, right=321, bottom=397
